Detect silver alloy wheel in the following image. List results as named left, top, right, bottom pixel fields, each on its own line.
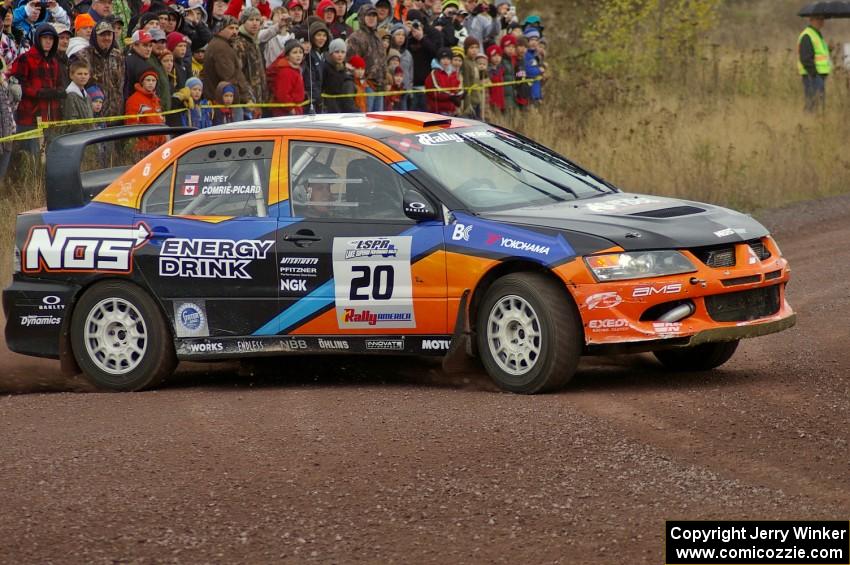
left=486, top=294, right=542, bottom=376
left=83, top=297, right=148, bottom=375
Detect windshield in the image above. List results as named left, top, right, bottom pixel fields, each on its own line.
left=386, top=127, right=617, bottom=212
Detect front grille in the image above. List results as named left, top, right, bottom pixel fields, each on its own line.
left=692, top=245, right=736, bottom=267
left=629, top=206, right=705, bottom=218
left=721, top=275, right=761, bottom=287
left=705, top=285, right=781, bottom=322
left=765, top=269, right=782, bottom=281
left=749, top=240, right=770, bottom=261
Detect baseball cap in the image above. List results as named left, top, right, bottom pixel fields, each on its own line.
left=287, top=0, right=302, bottom=9
left=52, top=23, right=71, bottom=35
left=132, top=29, right=153, bottom=43
left=148, top=28, right=167, bottom=41
left=95, top=21, right=113, bottom=34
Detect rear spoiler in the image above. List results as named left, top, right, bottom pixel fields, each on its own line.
left=45, top=125, right=195, bottom=211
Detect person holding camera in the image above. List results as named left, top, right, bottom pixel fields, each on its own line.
left=404, top=8, right=440, bottom=112
left=12, top=0, right=69, bottom=49
left=260, top=6, right=294, bottom=71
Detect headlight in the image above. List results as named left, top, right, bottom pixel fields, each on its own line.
left=584, top=250, right=696, bottom=281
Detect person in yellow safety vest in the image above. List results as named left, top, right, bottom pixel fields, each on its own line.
left=798, top=15, right=831, bottom=112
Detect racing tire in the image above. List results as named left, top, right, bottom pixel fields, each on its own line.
left=476, top=273, right=582, bottom=394
left=653, top=340, right=740, bottom=372
left=71, top=281, right=176, bottom=391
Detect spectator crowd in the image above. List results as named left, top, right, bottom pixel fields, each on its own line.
left=0, top=0, right=549, bottom=176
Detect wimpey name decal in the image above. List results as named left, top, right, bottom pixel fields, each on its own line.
left=24, top=224, right=150, bottom=273
left=160, top=238, right=273, bottom=279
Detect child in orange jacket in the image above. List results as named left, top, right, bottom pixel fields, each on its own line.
left=125, top=69, right=166, bottom=154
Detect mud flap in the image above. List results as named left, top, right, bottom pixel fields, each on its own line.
left=441, top=290, right=481, bottom=374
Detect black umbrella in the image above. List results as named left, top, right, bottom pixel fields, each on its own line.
left=799, top=1, right=850, bottom=18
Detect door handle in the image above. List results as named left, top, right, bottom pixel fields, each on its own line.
left=283, top=230, right=322, bottom=243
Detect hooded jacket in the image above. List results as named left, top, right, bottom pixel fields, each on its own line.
left=303, top=20, right=327, bottom=112
left=125, top=80, right=166, bottom=151
left=424, top=58, right=460, bottom=116
left=346, top=4, right=386, bottom=89
left=79, top=34, right=123, bottom=118
left=272, top=59, right=304, bottom=116
left=10, top=22, right=61, bottom=125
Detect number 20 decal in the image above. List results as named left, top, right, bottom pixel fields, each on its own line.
left=349, top=265, right=394, bottom=301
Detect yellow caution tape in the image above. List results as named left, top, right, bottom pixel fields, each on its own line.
left=0, top=77, right=542, bottom=144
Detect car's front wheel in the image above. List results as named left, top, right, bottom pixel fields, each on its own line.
left=653, top=340, right=740, bottom=371
left=476, top=273, right=582, bottom=394
left=71, top=281, right=176, bottom=391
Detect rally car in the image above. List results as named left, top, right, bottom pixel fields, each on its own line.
left=3, top=113, right=795, bottom=393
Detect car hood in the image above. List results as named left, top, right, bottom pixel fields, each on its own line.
left=478, top=193, right=769, bottom=251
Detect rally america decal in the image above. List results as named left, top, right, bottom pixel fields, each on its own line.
left=332, top=236, right=416, bottom=329
left=23, top=223, right=151, bottom=274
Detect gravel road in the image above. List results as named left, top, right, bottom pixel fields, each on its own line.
left=1, top=195, right=848, bottom=564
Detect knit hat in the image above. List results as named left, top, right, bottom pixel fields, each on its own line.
left=185, top=76, right=203, bottom=89
left=375, top=0, right=391, bottom=7
left=222, top=83, right=237, bottom=95
left=85, top=85, right=105, bottom=100
left=138, top=69, right=159, bottom=84
left=523, top=28, right=540, bottom=39
left=283, top=38, right=302, bottom=56
left=328, top=37, right=346, bottom=54
left=442, top=0, right=459, bottom=10
left=495, top=0, right=511, bottom=6
left=436, top=46, right=452, bottom=61
left=166, top=31, right=189, bottom=51
left=394, top=65, right=404, bottom=75
left=389, top=22, right=406, bottom=37
left=387, top=48, right=400, bottom=62
left=213, top=15, right=238, bottom=33
left=486, top=44, right=502, bottom=58
left=348, top=54, right=366, bottom=69
left=74, top=13, right=96, bottom=31
left=315, top=0, right=335, bottom=19
left=451, top=45, right=464, bottom=59
left=239, top=6, right=261, bottom=24
left=499, top=34, right=517, bottom=49
left=463, top=36, right=480, bottom=50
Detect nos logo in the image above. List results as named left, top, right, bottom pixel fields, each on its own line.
left=24, top=224, right=151, bottom=273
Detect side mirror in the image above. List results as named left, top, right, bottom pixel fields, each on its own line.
left=403, top=190, right=439, bottom=222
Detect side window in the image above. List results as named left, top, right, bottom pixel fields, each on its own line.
left=172, top=141, right=274, bottom=218
left=141, top=165, right=173, bottom=215
left=289, top=141, right=409, bottom=221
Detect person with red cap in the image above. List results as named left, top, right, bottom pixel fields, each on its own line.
left=498, top=33, right=517, bottom=110
left=166, top=31, right=190, bottom=88
left=348, top=54, right=368, bottom=112
left=486, top=44, right=504, bottom=113
left=125, top=69, right=166, bottom=155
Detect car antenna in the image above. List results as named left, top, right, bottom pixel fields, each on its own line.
left=307, top=52, right=316, bottom=116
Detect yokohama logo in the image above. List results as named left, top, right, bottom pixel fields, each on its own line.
left=23, top=224, right=151, bottom=273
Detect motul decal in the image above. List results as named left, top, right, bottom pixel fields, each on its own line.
left=23, top=223, right=151, bottom=274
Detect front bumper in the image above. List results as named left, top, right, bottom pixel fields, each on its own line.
left=555, top=236, right=796, bottom=351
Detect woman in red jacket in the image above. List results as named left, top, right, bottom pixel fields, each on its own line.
left=272, top=39, right=305, bottom=116
left=125, top=69, right=167, bottom=155
left=425, top=47, right=462, bottom=116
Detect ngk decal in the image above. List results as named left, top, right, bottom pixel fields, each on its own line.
left=632, top=284, right=683, bottom=298
left=585, top=292, right=623, bottom=310
left=23, top=223, right=151, bottom=274
left=588, top=319, right=629, bottom=332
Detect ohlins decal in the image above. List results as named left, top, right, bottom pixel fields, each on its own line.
left=159, top=238, right=274, bottom=279
left=23, top=223, right=151, bottom=273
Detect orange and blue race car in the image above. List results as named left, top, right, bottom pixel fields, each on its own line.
left=3, top=112, right=796, bottom=393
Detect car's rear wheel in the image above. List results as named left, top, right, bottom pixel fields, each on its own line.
left=476, top=273, right=582, bottom=394
left=71, top=281, right=176, bottom=391
left=653, top=340, right=740, bottom=371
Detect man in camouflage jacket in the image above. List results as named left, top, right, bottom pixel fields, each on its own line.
left=346, top=3, right=386, bottom=100
left=81, top=21, right=125, bottom=117
left=231, top=7, right=267, bottom=117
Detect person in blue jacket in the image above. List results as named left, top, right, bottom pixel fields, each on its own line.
left=523, top=27, right=544, bottom=103
left=12, top=0, right=69, bottom=49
